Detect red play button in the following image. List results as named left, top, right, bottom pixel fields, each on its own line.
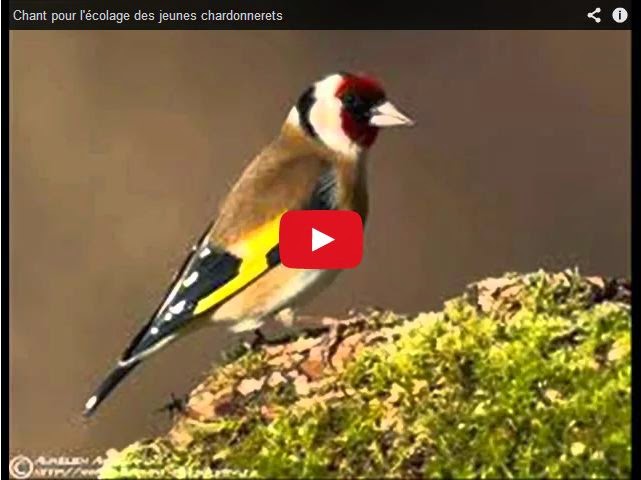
left=279, top=210, right=363, bottom=269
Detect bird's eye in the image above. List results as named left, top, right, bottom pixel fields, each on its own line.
left=341, top=91, right=379, bottom=123
left=342, top=92, right=369, bottom=115
left=343, top=93, right=357, bottom=107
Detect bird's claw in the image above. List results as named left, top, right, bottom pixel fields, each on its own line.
left=157, top=392, right=189, bottom=418
left=245, top=328, right=268, bottom=351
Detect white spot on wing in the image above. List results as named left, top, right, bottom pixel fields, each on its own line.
left=199, top=247, right=211, bottom=258
left=169, top=300, right=186, bottom=315
left=85, top=395, right=98, bottom=411
left=159, top=284, right=180, bottom=315
left=183, top=271, right=199, bottom=287
left=150, top=326, right=159, bottom=335
left=163, top=312, right=173, bottom=322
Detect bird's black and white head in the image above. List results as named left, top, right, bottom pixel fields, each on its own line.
left=286, top=72, right=414, bottom=158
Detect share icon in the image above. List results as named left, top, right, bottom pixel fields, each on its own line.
left=587, top=7, right=601, bottom=23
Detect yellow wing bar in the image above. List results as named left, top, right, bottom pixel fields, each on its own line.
left=193, top=212, right=285, bottom=315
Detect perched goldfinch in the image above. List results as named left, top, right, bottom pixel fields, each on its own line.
left=83, top=72, right=414, bottom=417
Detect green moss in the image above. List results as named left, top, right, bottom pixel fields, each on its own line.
left=99, top=270, right=631, bottom=478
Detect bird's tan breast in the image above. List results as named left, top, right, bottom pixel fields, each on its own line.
left=210, top=265, right=338, bottom=324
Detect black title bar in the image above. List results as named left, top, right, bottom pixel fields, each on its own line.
left=8, top=0, right=633, bottom=29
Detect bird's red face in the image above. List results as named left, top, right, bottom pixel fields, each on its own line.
left=335, top=74, right=388, bottom=148
left=290, top=72, right=414, bottom=158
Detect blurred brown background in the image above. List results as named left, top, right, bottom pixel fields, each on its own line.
left=9, top=31, right=630, bottom=457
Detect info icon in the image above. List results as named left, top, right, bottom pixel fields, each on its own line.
left=612, top=8, right=628, bottom=23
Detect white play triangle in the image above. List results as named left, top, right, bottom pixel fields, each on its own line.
left=311, top=227, right=334, bottom=252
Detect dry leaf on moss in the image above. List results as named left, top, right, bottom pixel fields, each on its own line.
left=380, top=406, right=401, bottom=431
left=544, top=389, right=562, bottom=403
left=263, top=344, right=285, bottom=357
left=260, top=405, right=278, bottom=421
left=293, top=374, right=311, bottom=396
left=476, top=277, right=517, bottom=312
left=295, top=396, right=317, bottom=409
left=299, top=346, right=325, bottom=380
left=286, top=336, right=323, bottom=354
left=607, top=338, right=630, bottom=362
left=267, top=371, right=287, bottom=388
left=331, top=341, right=355, bottom=371
left=586, top=276, right=606, bottom=289
left=500, top=285, right=523, bottom=300
left=237, top=377, right=266, bottom=396
left=412, top=379, right=428, bottom=395
left=187, top=391, right=216, bottom=418
left=343, top=332, right=364, bottom=348
left=388, top=383, right=405, bottom=404
left=167, top=426, right=193, bottom=448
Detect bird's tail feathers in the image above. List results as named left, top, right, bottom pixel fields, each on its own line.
left=83, top=360, right=140, bottom=417
left=83, top=319, right=184, bottom=418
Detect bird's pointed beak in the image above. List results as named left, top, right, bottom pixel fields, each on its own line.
left=369, top=101, right=415, bottom=127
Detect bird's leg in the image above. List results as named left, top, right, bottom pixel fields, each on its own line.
left=249, top=328, right=268, bottom=350
left=240, top=328, right=271, bottom=352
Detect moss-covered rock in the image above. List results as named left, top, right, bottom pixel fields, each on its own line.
left=99, top=270, right=631, bottom=478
